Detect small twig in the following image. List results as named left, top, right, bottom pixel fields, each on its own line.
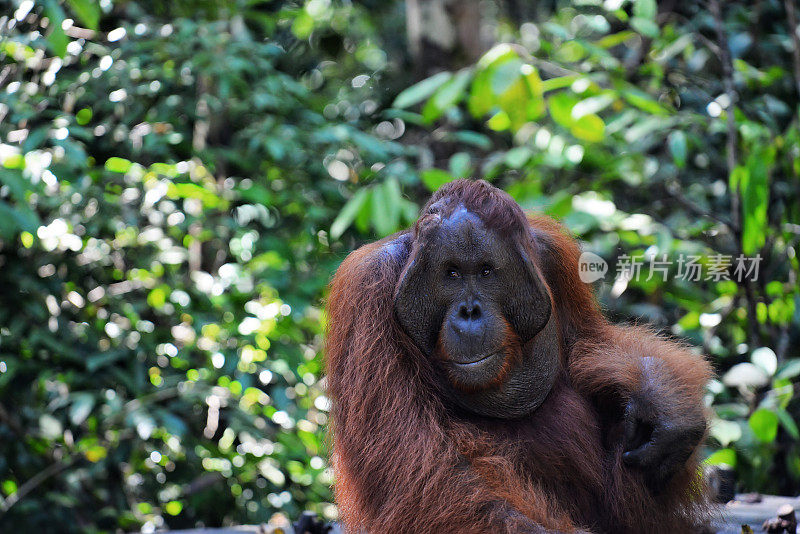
left=708, top=0, right=740, bottom=234
left=0, top=455, right=78, bottom=516
left=709, top=0, right=763, bottom=348
left=508, top=44, right=583, bottom=78
left=785, top=0, right=800, bottom=98
left=662, top=181, right=734, bottom=229
left=0, top=403, right=25, bottom=438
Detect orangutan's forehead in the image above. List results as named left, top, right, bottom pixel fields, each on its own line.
left=433, top=207, right=500, bottom=257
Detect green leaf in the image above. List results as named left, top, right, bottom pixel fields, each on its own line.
left=165, top=501, right=183, bottom=516
left=422, top=69, right=472, bottom=122
left=710, top=418, right=742, bottom=447
left=541, top=75, right=581, bottom=93
left=371, top=180, right=401, bottom=236
left=477, top=43, right=519, bottom=69
left=621, top=87, right=668, bottom=115
left=486, top=110, right=511, bottom=131
left=751, top=347, right=777, bottom=376
left=44, top=0, right=68, bottom=57
left=776, top=408, right=800, bottom=440
left=450, top=131, right=493, bottom=150
left=571, top=114, right=606, bottom=142
left=722, top=362, right=769, bottom=388
left=392, top=72, right=452, bottom=109
left=69, top=393, right=95, bottom=426
left=330, top=188, right=369, bottom=239
left=0, top=168, right=30, bottom=203
left=67, top=0, right=100, bottom=29
left=667, top=131, right=687, bottom=168
left=596, top=31, right=637, bottom=49
left=522, top=65, right=545, bottom=120
left=633, top=0, right=657, bottom=20
left=449, top=152, right=472, bottom=178
left=105, top=157, right=133, bottom=173
left=291, top=11, right=314, bottom=39
left=749, top=408, right=779, bottom=443
left=490, top=59, right=524, bottom=95
left=554, top=41, right=586, bottom=63
left=571, top=94, right=615, bottom=120
left=467, top=68, right=494, bottom=117
left=420, top=169, right=453, bottom=192
left=630, top=17, right=659, bottom=38
left=776, top=359, right=800, bottom=380
left=504, top=147, right=533, bottom=169
left=741, top=145, right=774, bottom=255
left=76, top=107, right=93, bottom=125
left=549, top=93, right=579, bottom=129
left=705, top=448, right=737, bottom=468
left=86, top=349, right=128, bottom=372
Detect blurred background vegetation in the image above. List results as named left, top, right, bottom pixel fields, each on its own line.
left=0, top=0, right=799, bottom=531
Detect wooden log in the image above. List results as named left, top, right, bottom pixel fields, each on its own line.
left=155, top=496, right=800, bottom=534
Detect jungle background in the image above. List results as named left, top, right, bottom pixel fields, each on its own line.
left=1, top=0, right=799, bottom=531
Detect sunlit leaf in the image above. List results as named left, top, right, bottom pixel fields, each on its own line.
left=330, top=188, right=369, bottom=239
left=69, top=393, right=95, bottom=426
left=392, top=72, right=452, bottom=109
left=621, top=87, right=668, bottom=115
left=105, top=157, right=133, bottom=173
left=541, top=75, right=581, bottom=93
left=487, top=110, right=511, bottom=131
left=165, top=501, right=183, bottom=515
left=630, top=17, right=659, bottom=38
left=549, top=93, right=579, bottom=129
left=420, top=169, right=454, bottom=191
left=505, top=147, right=533, bottom=169
left=571, top=94, right=615, bottom=120
left=741, top=145, right=774, bottom=255
left=710, top=418, right=742, bottom=447
left=44, top=0, right=68, bottom=57
left=422, top=68, right=472, bottom=122
left=776, top=408, right=800, bottom=440
left=449, top=152, right=472, bottom=178
left=722, top=362, right=769, bottom=388
left=749, top=408, right=779, bottom=443
left=666, top=133, right=686, bottom=170
left=751, top=347, right=777, bottom=376
left=776, top=359, right=800, bottom=380
left=633, top=0, right=657, bottom=20
left=85, top=446, right=107, bottom=463
left=67, top=0, right=100, bottom=29
left=571, top=114, right=605, bottom=142
left=705, top=448, right=737, bottom=468
left=467, top=68, right=494, bottom=117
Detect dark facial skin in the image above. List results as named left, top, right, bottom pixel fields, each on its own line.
left=394, top=206, right=559, bottom=419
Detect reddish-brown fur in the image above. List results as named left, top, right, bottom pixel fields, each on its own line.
left=325, top=180, right=712, bottom=534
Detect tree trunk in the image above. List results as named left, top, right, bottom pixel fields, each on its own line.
left=405, top=0, right=485, bottom=78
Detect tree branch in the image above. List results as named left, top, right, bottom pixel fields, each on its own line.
left=709, top=0, right=740, bottom=234
left=709, top=0, right=762, bottom=348
left=662, top=181, right=734, bottom=229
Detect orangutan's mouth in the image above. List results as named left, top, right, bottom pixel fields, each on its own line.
left=449, top=352, right=498, bottom=367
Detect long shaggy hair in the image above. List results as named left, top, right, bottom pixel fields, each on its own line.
left=325, top=179, right=711, bottom=533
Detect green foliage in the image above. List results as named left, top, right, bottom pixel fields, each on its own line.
left=1, top=0, right=799, bottom=530
left=0, top=0, right=410, bottom=530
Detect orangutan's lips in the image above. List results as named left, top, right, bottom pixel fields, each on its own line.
left=450, top=352, right=497, bottom=367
